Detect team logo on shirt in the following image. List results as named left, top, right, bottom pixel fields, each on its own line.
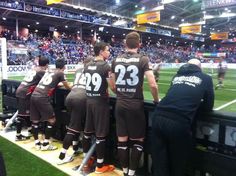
left=172, top=76, right=202, bottom=87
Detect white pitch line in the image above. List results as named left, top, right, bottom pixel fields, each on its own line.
left=224, top=88, right=236, bottom=92
left=214, top=99, right=236, bottom=111
left=158, top=82, right=170, bottom=85
left=160, top=71, right=177, bottom=74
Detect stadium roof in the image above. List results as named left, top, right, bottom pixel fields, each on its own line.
left=1, top=0, right=236, bottom=39
left=47, top=0, right=236, bottom=34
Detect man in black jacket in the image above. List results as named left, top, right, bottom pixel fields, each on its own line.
left=151, top=59, right=214, bottom=176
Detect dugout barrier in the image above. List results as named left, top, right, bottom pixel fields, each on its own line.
left=1, top=79, right=236, bottom=176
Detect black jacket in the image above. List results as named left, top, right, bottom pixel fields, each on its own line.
left=155, top=64, right=214, bottom=125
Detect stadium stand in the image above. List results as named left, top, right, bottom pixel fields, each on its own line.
left=2, top=32, right=236, bottom=65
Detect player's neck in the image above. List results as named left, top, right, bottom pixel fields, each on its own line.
left=39, top=66, right=47, bottom=70
left=126, top=48, right=138, bottom=53
left=95, top=56, right=104, bottom=61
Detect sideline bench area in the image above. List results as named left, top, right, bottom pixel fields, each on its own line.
left=1, top=79, right=236, bottom=176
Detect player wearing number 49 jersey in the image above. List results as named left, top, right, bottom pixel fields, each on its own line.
left=82, top=42, right=115, bottom=174
left=15, top=56, right=49, bottom=141
left=30, top=59, right=71, bottom=151
left=111, top=32, right=159, bottom=176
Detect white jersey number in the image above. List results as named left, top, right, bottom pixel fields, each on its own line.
left=74, top=72, right=86, bottom=86
left=115, top=65, right=139, bottom=86
left=23, top=70, right=37, bottom=82
left=85, top=73, right=102, bottom=91
left=40, top=72, right=54, bottom=85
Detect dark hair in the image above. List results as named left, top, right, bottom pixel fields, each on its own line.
left=125, top=32, right=140, bottom=49
left=38, top=56, right=49, bottom=66
left=28, top=51, right=33, bottom=60
left=84, top=56, right=93, bottom=64
left=55, top=59, right=66, bottom=69
left=94, top=41, right=108, bottom=56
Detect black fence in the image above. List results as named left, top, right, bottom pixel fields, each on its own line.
left=1, top=79, right=236, bottom=176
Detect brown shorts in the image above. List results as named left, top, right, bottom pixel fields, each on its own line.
left=17, top=97, right=30, bottom=117
left=30, top=96, right=55, bottom=122
left=115, top=99, right=146, bottom=139
left=84, top=98, right=110, bottom=137
left=65, top=89, right=86, bottom=132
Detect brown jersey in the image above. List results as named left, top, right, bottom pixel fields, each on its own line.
left=32, top=69, right=66, bottom=97
left=84, top=60, right=111, bottom=99
left=16, top=68, right=46, bottom=98
left=111, top=52, right=151, bottom=100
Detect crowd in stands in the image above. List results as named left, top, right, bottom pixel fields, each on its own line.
left=1, top=30, right=236, bottom=64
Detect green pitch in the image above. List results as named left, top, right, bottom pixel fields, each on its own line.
left=7, top=68, right=236, bottom=112
left=0, top=136, right=68, bottom=176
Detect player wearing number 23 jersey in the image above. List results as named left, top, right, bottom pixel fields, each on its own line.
left=82, top=42, right=115, bottom=174
left=30, top=59, right=71, bottom=151
left=111, top=32, right=159, bottom=176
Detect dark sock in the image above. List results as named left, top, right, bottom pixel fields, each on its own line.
left=82, top=134, right=92, bottom=153
left=72, top=134, right=79, bottom=151
left=42, top=142, right=49, bottom=146
left=129, top=141, right=144, bottom=172
left=96, top=137, right=106, bottom=168
left=32, top=123, right=39, bottom=140
left=118, top=141, right=129, bottom=171
left=45, top=124, right=53, bottom=140
left=62, top=133, right=74, bottom=150
left=26, top=116, right=31, bottom=128
left=59, top=152, right=66, bottom=160
left=16, top=118, right=23, bottom=134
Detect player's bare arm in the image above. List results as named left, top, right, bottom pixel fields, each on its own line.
left=62, top=81, right=72, bottom=90
left=145, top=70, right=159, bottom=103
left=108, top=72, right=116, bottom=94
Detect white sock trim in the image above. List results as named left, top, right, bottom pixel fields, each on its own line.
left=61, top=148, right=67, bottom=154
left=35, top=140, right=40, bottom=144
left=72, top=141, right=79, bottom=145
left=128, top=169, right=135, bottom=176
left=123, top=167, right=128, bottom=174
left=97, top=158, right=104, bottom=163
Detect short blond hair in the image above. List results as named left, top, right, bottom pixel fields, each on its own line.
left=125, top=32, right=140, bottom=49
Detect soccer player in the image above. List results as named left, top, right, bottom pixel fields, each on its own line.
left=209, top=59, right=214, bottom=75
left=151, top=59, right=214, bottom=176
left=30, top=59, right=71, bottom=151
left=82, top=42, right=115, bottom=174
left=57, top=58, right=91, bottom=165
left=215, top=60, right=227, bottom=89
left=111, top=32, right=159, bottom=176
left=15, top=56, right=49, bottom=141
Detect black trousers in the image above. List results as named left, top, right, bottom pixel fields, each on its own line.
left=0, top=152, right=6, bottom=176
left=151, top=114, right=192, bottom=176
